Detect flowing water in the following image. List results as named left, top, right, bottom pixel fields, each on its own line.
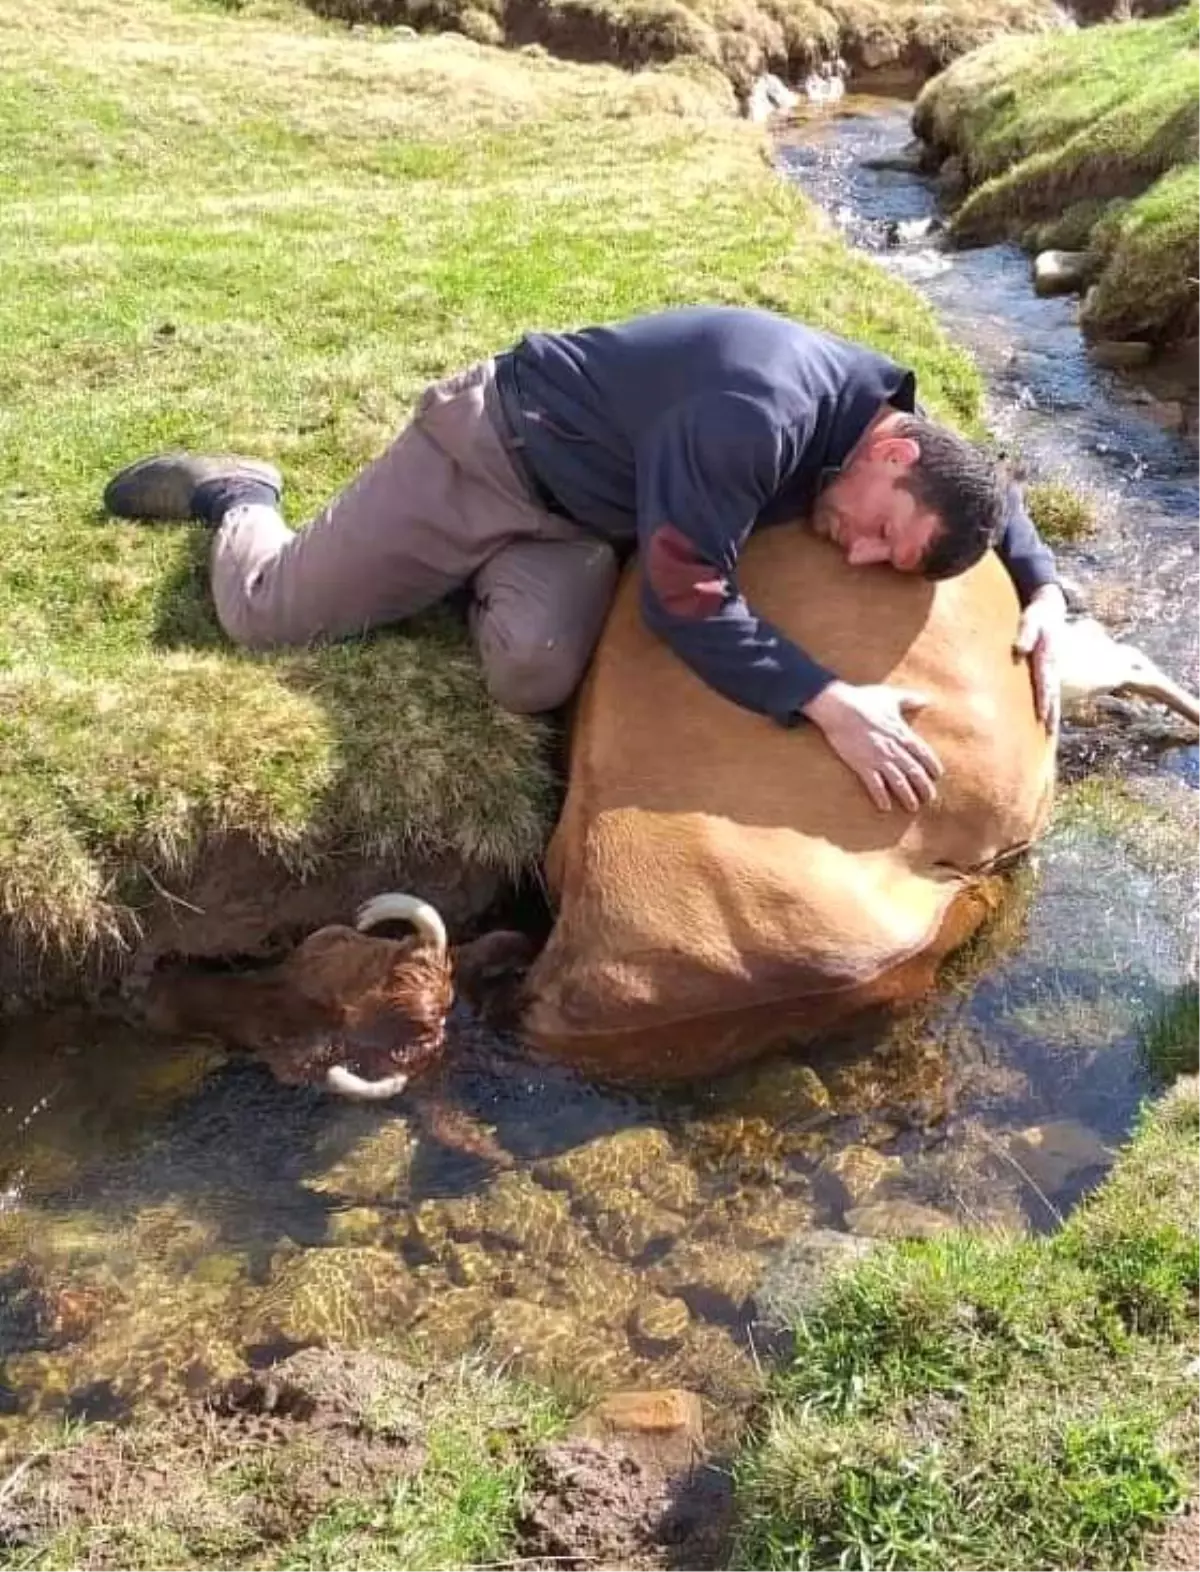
left=2, top=98, right=1197, bottom=1444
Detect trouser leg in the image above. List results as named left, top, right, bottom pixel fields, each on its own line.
left=209, top=419, right=482, bottom=649
left=470, top=537, right=620, bottom=713
left=209, top=358, right=572, bottom=652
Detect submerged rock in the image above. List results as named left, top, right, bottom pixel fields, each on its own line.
left=652, top=1239, right=762, bottom=1324
left=845, top=1198, right=956, bottom=1239
left=1007, top=1119, right=1113, bottom=1194
left=815, top=1144, right=904, bottom=1209
left=534, top=1126, right=697, bottom=1213
left=244, top=1247, right=416, bottom=1348
left=486, top=1300, right=626, bottom=1386
left=627, top=1294, right=691, bottom=1357
left=754, top=1227, right=875, bottom=1330
left=584, top=1195, right=686, bottom=1263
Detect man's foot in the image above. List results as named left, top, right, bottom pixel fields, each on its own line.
left=104, top=452, right=283, bottom=523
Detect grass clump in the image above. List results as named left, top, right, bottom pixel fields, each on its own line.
left=1139, top=980, right=1200, bottom=1083
left=732, top=1082, right=1200, bottom=1570
left=914, top=6, right=1199, bottom=345
left=1023, top=480, right=1098, bottom=544
left=0, top=0, right=985, bottom=987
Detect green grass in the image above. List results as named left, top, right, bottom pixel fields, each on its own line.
left=731, top=1080, right=1200, bottom=1570
left=914, top=6, right=1199, bottom=344
left=1140, top=981, right=1200, bottom=1083
left=1023, top=480, right=1098, bottom=545
left=0, top=0, right=987, bottom=987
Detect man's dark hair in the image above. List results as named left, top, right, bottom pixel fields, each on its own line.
left=893, top=416, right=1008, bottom=580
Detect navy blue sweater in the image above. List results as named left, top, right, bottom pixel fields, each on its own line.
left=494, top=306, right=1058, bottom=721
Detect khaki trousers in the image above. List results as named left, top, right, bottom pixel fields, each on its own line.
left=210, top=360, right=619, bottom=713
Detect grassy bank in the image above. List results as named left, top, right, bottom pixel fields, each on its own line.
left=914, top=6, right=1200, bottom=345
left=0, top=0, right=985, bottom=988
left=306, top=0, right=1066, bottom=95
left=732, top=1076, right=1200, bottom=1570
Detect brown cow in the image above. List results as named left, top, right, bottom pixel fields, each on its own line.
left=519, top=528, right=1059, bottom=1080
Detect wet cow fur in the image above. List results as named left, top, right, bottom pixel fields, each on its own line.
left=139, top=924, right=536, bottom=1093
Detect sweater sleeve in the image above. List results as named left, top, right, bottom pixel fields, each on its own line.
left=994, top=481, right=1061, bottom=604
left=635, top=393, right=835, bottom=722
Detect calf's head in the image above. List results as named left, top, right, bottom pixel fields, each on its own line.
left=141, top=893, right=454, bottom=1102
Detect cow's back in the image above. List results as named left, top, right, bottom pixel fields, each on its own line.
left=522, top=527, right=1055, bottom=1080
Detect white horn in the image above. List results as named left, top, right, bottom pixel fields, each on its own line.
left=1058, top=619, right=1200, bottom=728
left=354, top=893, right=447, bottom=954
left=325, top=1065, right=410, bottom=1102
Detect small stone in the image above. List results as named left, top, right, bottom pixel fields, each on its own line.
left=690, top=1190, right=815, bottom=1250
left=1007, top=1120, right=1112, bottom=1194
left=487, top=1301, right=624, bottom=1385
left=586, top=1196, right=685, bottom=1262
left=713, top=1060, right=832, bottom=1122
left=445, top=1241, right=495, bottom=1287
left=244, top=1247, right=415, bottom=1348
left=407, top=1287, right=493, bottom=1356
left=815, top=1144, right=903, bottom=1209
left=845, top=1199, right=955, bottom=1239
left=1091, top=339, right=1154, bottom=370
left=1034, top=250, right=1096, bottom=297
left=862, top=147, right=924, bottom=174
left=627, top=1294, right=691, bottom=1355
left=571, top=1388, right=704, bottom=1471
left=325, top=1207, right=386, bottom=1247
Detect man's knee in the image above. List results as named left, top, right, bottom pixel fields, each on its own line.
left=482, top=632, right=587, bottom=714
left=472, top=538, right=619, bottom=714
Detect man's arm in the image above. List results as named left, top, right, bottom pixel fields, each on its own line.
left=636, top=396, right=942, bottom=810
left=636, top=393, right=837, bottom=723
left=997, top=481, right=1067, bottom=730
left=995, top=481, right=1060, bottom=603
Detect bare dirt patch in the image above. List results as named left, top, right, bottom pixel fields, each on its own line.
left=0, top=1349, right=426, bottom=1559
left=1150, top=1498, right=1200, bottom=1571
left=516, top=1436, right=733, bottom=1570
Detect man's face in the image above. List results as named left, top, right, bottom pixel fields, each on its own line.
left=812, top=443, right=942, bottom=573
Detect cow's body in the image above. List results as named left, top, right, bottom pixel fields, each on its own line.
left=520, top=527, right=1057, bottom=1080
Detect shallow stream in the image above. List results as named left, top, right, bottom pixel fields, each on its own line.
left=2, top=97, right=1197, bottom=1443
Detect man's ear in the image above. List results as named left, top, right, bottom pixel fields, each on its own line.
left=868, top=433, right=921, bottom=469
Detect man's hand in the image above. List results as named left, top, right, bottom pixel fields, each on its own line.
left=1015, top=583, right=1068, bottom=732
left=802, top=681, right=943, bottom=812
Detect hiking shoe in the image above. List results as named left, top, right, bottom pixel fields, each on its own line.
left=103, top=451, right=283, bottom=522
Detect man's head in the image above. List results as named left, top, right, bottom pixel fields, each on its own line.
left=811, top=412, right=1007, bottom=577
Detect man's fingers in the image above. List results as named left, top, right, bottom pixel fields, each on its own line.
left=898, top=728, right=944, bottom=781
left=867, top=771, right=892, bottom=812
left=896, top=689, right=932, bottom=714
left=882, top=762, right=921, bottom=813
left=1014, top=613, right=1039, bottom=656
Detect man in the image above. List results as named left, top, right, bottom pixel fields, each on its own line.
left=105, top=306, right=1066, bottom=812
